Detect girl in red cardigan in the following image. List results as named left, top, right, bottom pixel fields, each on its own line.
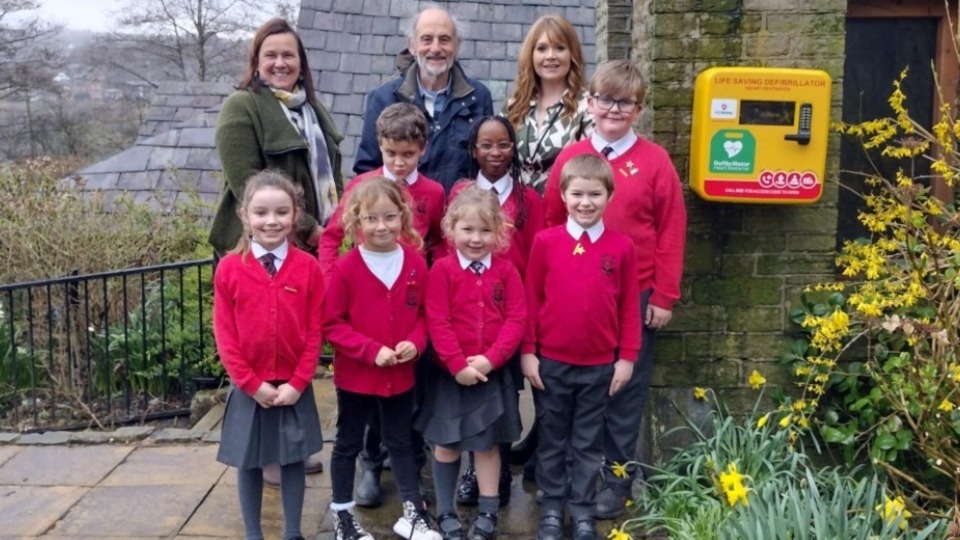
left=448, top=116, right=545, bottom=507
left=213, top=171, right=325, bottom=540
left=322, top=177, right=440, bottom=540
left=416, top=186, right=526, bottom=540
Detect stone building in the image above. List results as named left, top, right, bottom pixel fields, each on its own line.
left=76, top=0, right=956, bottom=462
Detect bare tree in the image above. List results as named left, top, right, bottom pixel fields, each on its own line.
left=96, top=0, right=298, bottom=85
left=0, top=0, right=63, bottom=158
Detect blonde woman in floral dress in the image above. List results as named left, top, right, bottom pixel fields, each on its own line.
left=503, top=15, right=593, bottom=196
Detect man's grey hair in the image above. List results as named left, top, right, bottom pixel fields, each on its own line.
left=406, top=3, right=464, bottom=44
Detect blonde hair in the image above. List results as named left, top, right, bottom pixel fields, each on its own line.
left=231, top=170, right=303, bottom=257
left=506, top=15, right=585, bottom=130
left=560, top=154, right=615, bottom=194
left=442, top=185, right=510, bottom=254
left=590, top=59, right=646, bottom=103
left=341, top=176, right=423, bottom=251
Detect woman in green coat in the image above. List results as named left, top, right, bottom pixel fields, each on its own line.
left=210, top=17, right=343, bottom=255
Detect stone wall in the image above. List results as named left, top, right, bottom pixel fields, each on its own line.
left=596, top=0, right=848, bottom=463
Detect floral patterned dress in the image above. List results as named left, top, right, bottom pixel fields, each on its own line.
left=504, top=90, right=593, bottom=195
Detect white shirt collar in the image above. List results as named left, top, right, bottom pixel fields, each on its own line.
left=476, top=172, right=514, bottom=205
left=457, top=250, right=492, bottom=271
left=565, top=216, right=605, bottom=243
left=382, top=167, right=419, bottom=186
left=251, top=239, right=288, bottom=262
left=591, top=132, right=638, bottom=159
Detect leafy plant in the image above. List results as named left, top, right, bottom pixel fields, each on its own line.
left=616, top=389, right=949, bottom=538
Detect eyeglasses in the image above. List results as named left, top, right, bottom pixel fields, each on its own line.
left=475, top=142, right=514, bottom=152
left=592, top=95, right=639, bottom=113
left=360, top=213, right=400, bottom=225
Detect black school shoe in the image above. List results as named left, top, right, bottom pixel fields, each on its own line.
left=571, top=516, right=597, bottom=540
left=594, top=482, right=631, bottom=520
left=469, top=512, right=498, bottom=540
left=438, top=512, right=465, bottom=540
left=535, top=509, right=564, bottom=540
left=456, top=466, right=479, bottom=506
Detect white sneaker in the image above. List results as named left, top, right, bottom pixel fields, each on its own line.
left=334, top=509, right=375, bottom=540
left=392, top=500, right=441, bottom=540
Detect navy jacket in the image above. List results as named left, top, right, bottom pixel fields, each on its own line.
left=354, top=61, right=493, bottom=192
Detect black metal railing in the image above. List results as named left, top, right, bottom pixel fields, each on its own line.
left=0, top=260, right=216, bottom=432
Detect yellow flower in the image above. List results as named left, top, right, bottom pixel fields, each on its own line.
left=938, top=399, right=955, bottom=413
left=779, top=414, right=792, bottom=428
left=607, top=528, right=633, bottom=540
left=748, top=370, right=766, bottom=389
left=611, top=462, right=629, bottom=479
left=718, top=463, right=750, bottom=507
left=756, top=414, right=770, bottom=428
left=693, top=387, right=708, bottom=400
left=876, top=495, right=912, bottom=530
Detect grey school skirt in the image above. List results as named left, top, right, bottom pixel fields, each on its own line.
left=414, top=358, right=521, bottom=452
left=216, top=383, right=323, bottom=470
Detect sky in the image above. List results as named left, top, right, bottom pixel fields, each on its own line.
left=25, top=0, right=122, bottom=32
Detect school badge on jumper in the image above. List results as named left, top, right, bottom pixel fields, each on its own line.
left=573, top=243, right=586, bottom=255
left=492, top=282, right=505, bottom=304
left=619, top=161, right=639, bottom=177
left=601, top=255, right=615, bottom=276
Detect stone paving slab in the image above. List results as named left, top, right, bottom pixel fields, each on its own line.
left=180, top=481, right=327, bottom=539
left=217, top=445, right=333, bottom=491
left=0, top=445, right=21, bottom=467
left=0, top=485, right=88, bottom=536
left=48, top=484, right=211, bottom=537
left=0, top=446, right=133, bottom=487
left=99, top=445, right=225, bottom=487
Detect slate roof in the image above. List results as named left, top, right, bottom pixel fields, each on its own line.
left=74, top=1, right=597, bottom=209
left=76, top=81, right=233, bottom=210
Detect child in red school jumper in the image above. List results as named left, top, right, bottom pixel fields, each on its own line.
left=213, top=170, right=325, bottom=540
left=322, top=176, right=441, bottom=540
left=416, top=186, right=526, bottom=540
left=319, top=102, right=444, bottom=509
left=543, top=59, right=688, bottom=520
left=447, top=115, right=544, bottom=505
left=524, top=154, right=640, bottom=540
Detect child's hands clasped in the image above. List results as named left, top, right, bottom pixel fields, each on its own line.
left=375, top=346, right=399, bottom=366
left=394, top=341, right=419, bottom=363
left=253, top=382, right=280, bottom=408
left=455, top=365, right=488, bottom=386
left=521, top=353, right=545, bottom=391
left=465, top=355, right=493, bottom=375
left=273, top=383, right=302, bottom=406
left=609, top=359, right=634, bottom=396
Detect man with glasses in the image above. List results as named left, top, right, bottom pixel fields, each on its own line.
left=354, top=5, right=493, bottom=192
left=541, top=59, right=688, bottom=528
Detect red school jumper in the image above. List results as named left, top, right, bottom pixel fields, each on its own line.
left=448, top=180, right=545, bottom=278
left=521, top=226, right=641, bottom=365
left=213, top=247, right=325, bottom=395
left=322, top=245, right=428, bottom=397
left=426, top=255, right=526, bottom=375
left=543, top=138, right=687, bottom=310
left=319, top=168, right=446, bottom=279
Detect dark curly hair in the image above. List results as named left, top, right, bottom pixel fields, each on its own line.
left=467, top=116, right=528, bottom=230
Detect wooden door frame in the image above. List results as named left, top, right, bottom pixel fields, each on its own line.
left=847, top=0, right=959, bottom=200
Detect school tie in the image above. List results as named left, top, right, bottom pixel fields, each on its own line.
left=469, top=261, right=485, bottom=276
left=259, top=253, right=277, bottom=278
left=601, top=146, right=614, bottom=158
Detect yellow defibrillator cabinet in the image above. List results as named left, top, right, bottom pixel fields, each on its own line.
left=689, top=67, right=831, bottom=203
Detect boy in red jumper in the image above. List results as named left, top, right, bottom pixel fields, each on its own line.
left=522, top=154, right=640, bottom=540
left=542, top=60, right=688, bottom=520
left=320, top=102, right=446, bottom=279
